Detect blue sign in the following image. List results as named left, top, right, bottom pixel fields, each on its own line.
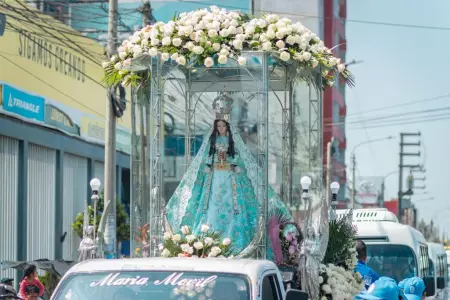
left=2, top=84, right=45, bottom=121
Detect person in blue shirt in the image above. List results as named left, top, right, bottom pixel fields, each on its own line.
left=398, top=277, right=426, bottom=300
left=355, top=277, right=407, bottom=300
left=355, top=240, right=380, bottom=289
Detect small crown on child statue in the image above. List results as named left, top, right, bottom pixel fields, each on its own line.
left=212, top=92, right=233, bottom=121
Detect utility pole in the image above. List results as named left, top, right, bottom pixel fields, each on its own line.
left=104, top=0, right=118, bottom=258
left=398, top=132, right=421, bottom=223
left=139, top=0, right=156, bottom=27
left=351, top=153, right=356, bottom=209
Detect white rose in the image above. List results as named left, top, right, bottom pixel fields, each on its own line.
left=176, top=56, right=187, bottom=66
left=275, top=40, right=285, bottom=49
left=208, top=29, right=218, bottom=37
left=218, top=55, right=228, bottom=64
left=322, top=284, right=332, bottom=294
left=172, top=38, right=182, bottom=47
left=102, top=62, right=110, bottom=68
left=114, top=62, right=122, bottom=70
left=261, top=41, right=272, bottom=51
left=257, top=19, right=267, bottom=28
left=181, top=225, right=190, bottom=235
left=245, top=26, right=255, bottom=35
left=163, top=232, right=172, bottom=240
left=201, top=224, right=210, bottom=233
left=184, top=41, right=194, bottom=50
left=265, top=30, right=275, bottom=40
left=180, top=243, right=190, bottom=252
left=279, top=51, right=290, bottom=61
left=219, top=29, right=229, bottom=37
left=222, top=238, right=231, bottom=246
left=302, top=51, right=312, bottom=61
left=236, top=26, right=244, bottom=34
left=171, top=53, right=179, bottom=61
left=208, top=246, right=221, bottom=257
left=311, top=58, right=319, bottom=68
left=187, top=247, right=194, bottom=254
left=192, top=46, right=204, bottom=55
left=161, top=248, right=171, bottom=257
left=232, top=40, right=243, bottom=50
left=318, top=276, right=324, bottom=284
left=161, top=52, right=170, bottom=61
left=193, top=241, right=204, bottom=250
left=276, top=31, right=286, bottom=40
left=158, top=243, right=164, bottom=251
left=337, top=63, right=346, bottom=73
left=228, top=25, right=237, bottom=35
left=204, top=237, right=213, bottom=246
left=230, top=19, right=239, bottom=27
left=285, top=35, right=296, bottom=45
left=172, top=234, right=181, bottom=242
left=148, top=47, right=158, bottom=57
left=186, top=234, right=196, bottom=243
left=212, top=43, right=221, bottom=51
left=237, top=56, right=246, bottom=66
left=161, top=37, right=171, bottom=46
left=118, top=51, right=127, bottom=59
left=265, top=14, right=279, bottom=23
left=204, top=57, right=214, bottom=67
left=151, top=38, right=160, bottom=46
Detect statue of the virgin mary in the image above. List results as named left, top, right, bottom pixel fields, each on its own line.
left=165, top=92, right=298, bottom=259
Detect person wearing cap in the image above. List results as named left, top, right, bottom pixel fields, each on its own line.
left=355, top=277, right=407, bottom=300
left=399, top=277, right=426, bottom=300
left=0, top=279, right=13, bottom=288
left=355, top=240, right=379, bottom=289
left=0, top=283, right=21, bottom=299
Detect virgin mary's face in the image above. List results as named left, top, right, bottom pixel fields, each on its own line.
left=216, top=121, right=227, bottom=135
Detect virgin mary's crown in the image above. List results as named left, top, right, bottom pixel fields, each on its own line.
left=212, top=92, right=233, bottom=121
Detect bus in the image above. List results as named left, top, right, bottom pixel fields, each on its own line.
left=427, top=243, right=448, bottom=298
left=337, top=208, right=435, bottom=294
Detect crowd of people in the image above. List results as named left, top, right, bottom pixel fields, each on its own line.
left=355, top=240, right=428, bottom=300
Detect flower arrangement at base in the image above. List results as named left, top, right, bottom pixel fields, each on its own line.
left=318, top=211, right=364, bottom=300
left=159, top=224, right=235, bottom=258
left=102, top=6, right=354, bottom=89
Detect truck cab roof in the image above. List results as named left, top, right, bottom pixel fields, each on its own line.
left=65, top=257, right=279, bottom=279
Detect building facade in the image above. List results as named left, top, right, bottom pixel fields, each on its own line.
left=323, top=0, right=347, bottom=203
left=0, top=0, right=131, bottom=281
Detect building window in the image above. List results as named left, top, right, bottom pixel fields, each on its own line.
left=333, top=101, right=339, bottom=123
left=334, top=0, right=340, bottom=17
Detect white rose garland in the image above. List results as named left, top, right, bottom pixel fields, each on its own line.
left=103, top=6, right=353, bottom=89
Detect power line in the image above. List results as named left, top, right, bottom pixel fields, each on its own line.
left=7, top=1, right=102, bottom=65
left=348, top=114, right=450, bottom=131
left=346, top=93, right=450, bottom=119
left=173, top=0, right=450, bottom=31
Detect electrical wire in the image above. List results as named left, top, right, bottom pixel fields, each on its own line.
left=0, top=51, right=105, bottom=118
left=4, top=22, right=105, bottom=70
left=13, top=0, right=101, bottom=61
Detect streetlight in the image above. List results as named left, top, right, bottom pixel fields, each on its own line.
left=330, top=182, right=340, bottom=220
left=90, top=178, right=101, bottom=241
left=300, top=176, right=312, bottom=227
left=350, top=136, right=394, bottom=208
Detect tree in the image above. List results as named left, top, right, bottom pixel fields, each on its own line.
left=72, top=192, right=130, bottom=243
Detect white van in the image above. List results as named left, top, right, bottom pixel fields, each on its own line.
left=427, top=243, right=448, bottom=298
left=50, top=257, right=306, bottom=300
left=337, top=208, right=435, bottom=294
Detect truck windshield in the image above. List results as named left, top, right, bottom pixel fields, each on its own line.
left=53, top=271, right=250, bottom=300
left=365, top=244, right=417, bottom=283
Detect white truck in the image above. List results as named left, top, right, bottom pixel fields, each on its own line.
left=50, top=257, right=307, bottom=300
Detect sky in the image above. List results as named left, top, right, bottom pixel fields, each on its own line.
left=346, top=0, right=450, bottom=234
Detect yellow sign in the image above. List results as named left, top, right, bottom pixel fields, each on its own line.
left=0, top=0, right=131, bottom=131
